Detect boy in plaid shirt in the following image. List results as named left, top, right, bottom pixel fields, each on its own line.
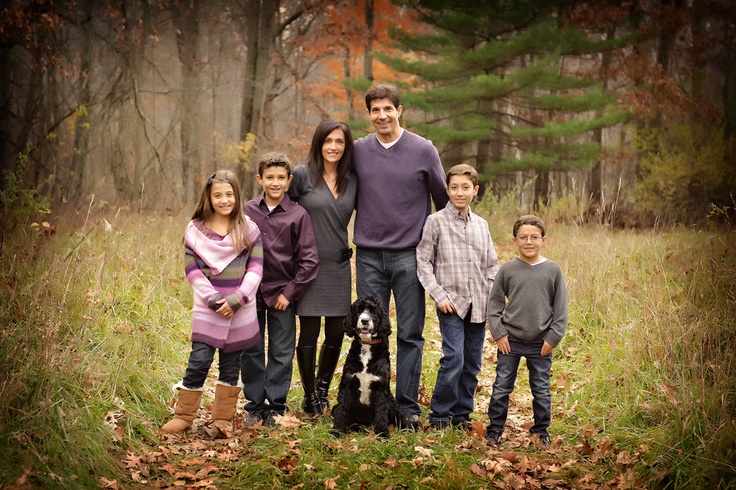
left=416, top=164, right=499, bottom=430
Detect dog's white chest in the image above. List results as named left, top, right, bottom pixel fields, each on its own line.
left=355, top=345, right=381, bottom=405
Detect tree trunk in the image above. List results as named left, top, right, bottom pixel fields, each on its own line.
left=240, top=0, right=278, bottom=199
left=591, top=26, right=616, bottom=206
left=363, top=0, right=374, bottom=83
left=172, top=2, right=203, bottom=206
left=68, top=0, right=94, bottom=203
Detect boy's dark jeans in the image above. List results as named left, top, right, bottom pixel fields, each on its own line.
left=240, top=305, right=296, bottom=414
left=429, top=308, right=485, bottom=424
left=487, top=336, right=552, bottom=437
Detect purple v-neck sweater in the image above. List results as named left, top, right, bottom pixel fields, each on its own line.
left=352, top=130, right=449, bottom=250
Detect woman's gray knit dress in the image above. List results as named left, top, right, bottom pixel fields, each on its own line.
left=288, top=165, right=357, bottom=317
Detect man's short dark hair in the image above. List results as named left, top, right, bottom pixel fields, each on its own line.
left=365, top=84, right=401, bottom=111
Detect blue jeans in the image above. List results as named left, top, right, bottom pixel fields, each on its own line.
left=356, top=247, right=425, bottom=416
left=240, top=305, right=296, bottom=414
left=182, top=342, right=242, bottom=389
left=429, top=308, right=485, bottom=423
left=486, top=336, right=553, bottom=437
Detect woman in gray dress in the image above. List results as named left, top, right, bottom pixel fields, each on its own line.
left=289, top=119, right=357, bottom=415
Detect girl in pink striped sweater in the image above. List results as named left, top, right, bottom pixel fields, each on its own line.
left=162, top=170, right=263, bottom=437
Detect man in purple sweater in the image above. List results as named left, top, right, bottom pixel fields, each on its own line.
left=352, top=84, right=449, bottom=422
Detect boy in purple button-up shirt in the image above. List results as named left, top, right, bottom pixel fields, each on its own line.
left=241, top=152, right=320, bottom=426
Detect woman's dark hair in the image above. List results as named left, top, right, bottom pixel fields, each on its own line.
left=305, top=119, right=354, bottom=195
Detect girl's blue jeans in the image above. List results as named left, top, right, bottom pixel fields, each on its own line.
left=486, top=335, right=552, bottom=437
left=182, top=342, right=242, bottom=389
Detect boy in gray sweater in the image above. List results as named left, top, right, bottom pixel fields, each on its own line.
left=485, top=215, right=568, bottom=447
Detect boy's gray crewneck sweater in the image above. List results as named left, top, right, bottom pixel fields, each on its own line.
left=487, top=257, right=568, bottom=347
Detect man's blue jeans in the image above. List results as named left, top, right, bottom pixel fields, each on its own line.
left=240, top=305, right=296, bottom=414
left=429, top=309, right=485, bottom=424
left=356, top=247, right=425, bottom=416
left=183, top=342, right=241, bottom=389
left=486, top=335, right=552, bottom=437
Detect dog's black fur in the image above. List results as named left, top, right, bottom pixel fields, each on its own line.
left=332, top=296, right=418, bottom=438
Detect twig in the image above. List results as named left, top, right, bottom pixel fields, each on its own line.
left=82, top=194, right=95, bottom=235
left=64, top=221, right=99, bottom=262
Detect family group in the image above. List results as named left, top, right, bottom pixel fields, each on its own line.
left=160, top=83, right=568, bottom=447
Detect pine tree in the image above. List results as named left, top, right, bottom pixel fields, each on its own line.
left=378, top=0, right=630, bottom=203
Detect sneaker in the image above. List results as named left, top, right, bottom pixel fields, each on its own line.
left=539, top=435, right=551, bottom=447
left=244, top=411, right=264, bottom=427
left=485, top=431, right=503, bottom=446
left=429, top=420, right=451, bottom=430
left=402, top=412, right=420, bottom=424
left=452, top=417, right=472, bottom=431
left=263, top=410, right=283, bottom=427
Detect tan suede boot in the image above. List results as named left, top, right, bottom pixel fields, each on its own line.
left=161, top=386, right=203, bottom=433
left=211, top=383, right=242, bottom=438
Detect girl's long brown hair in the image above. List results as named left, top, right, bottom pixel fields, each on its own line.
left=191, top=169, right=251, bottom=253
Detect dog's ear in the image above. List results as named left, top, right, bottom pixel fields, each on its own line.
left=343, top=298, right=361, bottom=338
left=370, top=297, right=392, bottom=338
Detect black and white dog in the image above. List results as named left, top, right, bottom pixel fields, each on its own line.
left=332, top=296, right=418, bottom=438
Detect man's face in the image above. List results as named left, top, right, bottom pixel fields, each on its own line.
left=368, top=98, right=403, bottom=143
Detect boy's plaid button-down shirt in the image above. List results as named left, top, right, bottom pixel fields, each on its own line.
left=416, top=202, right=499, bottom=324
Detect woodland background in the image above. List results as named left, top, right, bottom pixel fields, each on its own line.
left=1, top=0, right=735, bottom=231
left=1, top=1, right=736, bottom=489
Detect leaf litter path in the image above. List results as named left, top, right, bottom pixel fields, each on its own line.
left=102, top=318, right=653, bottom=489
left=102, top=359, right=653, bottom=489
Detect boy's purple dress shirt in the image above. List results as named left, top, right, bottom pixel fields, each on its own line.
left=244, top=193, right=320, bottom=308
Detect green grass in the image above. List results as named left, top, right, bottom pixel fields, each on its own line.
left=1, top=208, right=735, bottom=489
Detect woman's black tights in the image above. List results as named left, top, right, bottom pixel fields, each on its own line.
left=297, top=316, right=344, bottom=348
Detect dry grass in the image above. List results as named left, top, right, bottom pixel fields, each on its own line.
left=1, top=207, right=734, bottom=488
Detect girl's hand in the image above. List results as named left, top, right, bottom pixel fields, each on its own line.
left=215, top=299, right=234, bottom=318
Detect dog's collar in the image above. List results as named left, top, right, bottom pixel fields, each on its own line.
left=360, top=338, right=382, bottom=345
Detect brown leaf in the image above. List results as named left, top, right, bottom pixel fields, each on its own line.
left=324, top=476, right=340, bottom=489
left=660, top=383, right=678, bottom=405
left=99, top=477, right=121, bottom=489
left=192, top=478, right=216, bottom=488
left=182, top=457, right=206, bottom=467
left=469, top=419, right=486, bottom=436
left=470, top=463, right=487, bottom=478
left=578, top=472, right=595, bottom=483
left=578, top=440, right=594, bottom=456
left=581, top=424, right=597, bottom=437
left=616, top=450, right=633, bottom=465
left=384, top=458, right=398, bottom=469
left=122, top=453, right=142, bottom=470
left=598, top=437, right=612, bottom=458
left=414, top=445, right=433, bottom=457
left=111, top=426, right=124, bottom=443
left=195, top=463, right=218, bottom=478
left=174, top=471, right=198, bottom=481
left=275, top=414, right=303, bottom=427
left=499, top=450, right=517, bottom=463
left=276, top=456, right=298, bottom=473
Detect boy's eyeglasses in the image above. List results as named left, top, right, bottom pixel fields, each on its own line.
left=515, top=235, right=543, bottom=243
